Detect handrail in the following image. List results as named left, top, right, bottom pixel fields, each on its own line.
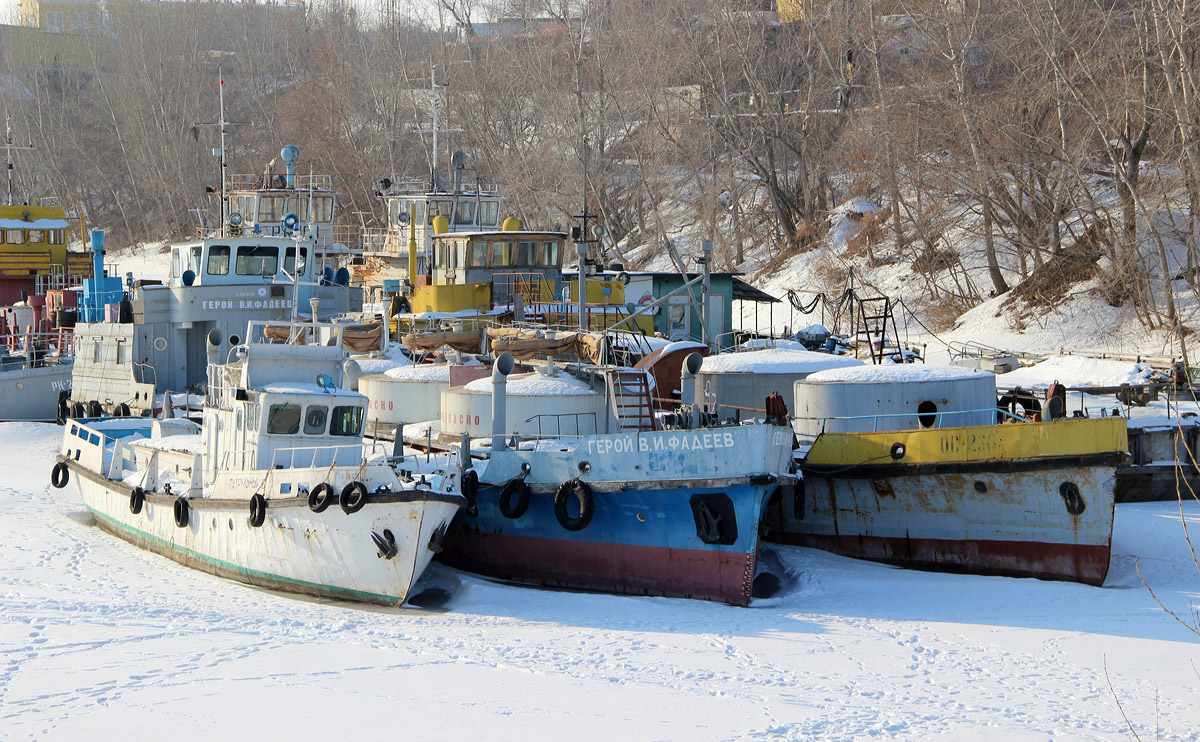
left=790, top=406, right=1050, bottom=433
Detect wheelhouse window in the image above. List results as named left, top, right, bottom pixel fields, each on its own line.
left=330, top=405, right=364, bottom=436
left=430, top=200, right=454, bottom=224
left=285, top=196, right=308, bottom=219
left=541, top=240, right=561, bottom=267
left=284, top=247, right=307, bottom=276
left=515, top=241, right=538, bottom=267
left=266, top=403, right=301, bottom=435
left=5, top=230, right=24, bottom=244
left=491, top=241, right=512, bottom=267
left=258, top=196, right=284, bottom=223
left=236, top=246, right=278, bottom=276
left=479, top=201, right=499, bottom=226
left=467, top=241, right=489, bottom=268
left=47, top=229, right=65, bottom=245
left=455, top=201, right=477, bottom=225
left=303, top=405, right=328, bottom=435
left=187, top=246, right=202, bottom=276
left=115, top=340, right=125, bottom=365
left=207, top=245, right=231, bottom=275
left=311, top=196, right=334, bottom=222
left=27, top=230, right=45, bottom=244
left=92, top=339, right=101, bottom=363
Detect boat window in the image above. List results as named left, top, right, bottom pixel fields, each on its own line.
left=171, top=248, right=181, bottom=279
left=207, top=245, right=231, bottom=275
left=248, top=402, right=260, bottom=432
left=303, top=405, right=328, bottom=435
left=258, top=196, right=284, bottom=223
left=541, top=240, right=561, bottom=266
left=27, top=230, right=45, bottom=244
left=312, top=196, right=334, bottom=222
left=284, top=247, right=307, bottom=276
left=187, top=246, right=202, bottom=276
left=266, top=403, right=302, bottom=435
left=93, top=339, right=101, bottom=363
left=479, top=201, right=499, bottom=226
left=285, top=196, right=308, bottom=220
left=116, top=340, right=125, bottom=365
left=5, top=230, right=23, bottom=244
left=330, top=405, right=364, bottom=436
left=515, top=241, right=538, bottom=267
left=455, top=201, right=477, bottom=225
left=236, top=407, right=244, bottom=431
left=411, top=201, right=425, bottom=224
left=435, top=241, right=449, bottom=270
left=917, top=401, right=939, bottom=428
left=468, top=241, right=489, bottom=268
left=453, top=240, right=466, bottom=271
left=48, top=229, right=65, bottom=245
left=236, top=246, right=278, bottom=276
left=388, top=199, right=401, bottom=224
left=491, top=241, right=512, bottom=267
left=430, top=200, right=454, bottom=224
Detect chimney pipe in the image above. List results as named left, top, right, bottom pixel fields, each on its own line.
left=681, top=352, right=703, bottom=428
left=491, top=352, right=515, bottom=451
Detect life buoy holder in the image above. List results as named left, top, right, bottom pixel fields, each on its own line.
left=461, top=469, right=479, bottom=517
left=499, top=478, right=531, bottom=519
left=340, top=481, right=368, bottom=514
left=173, top=497, right=190, bottom=528
left=554, top=478, right=594, bottom=532
left=50, top=461, right=69, bottom=489
left=129, top=486, right=145, bottom=514
left=308, top=482, right=334, bottom=513
left=249, top=493, right=268, bottom=527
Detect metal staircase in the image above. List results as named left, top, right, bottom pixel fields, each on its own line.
left=606, top=369, right=657, bottom=432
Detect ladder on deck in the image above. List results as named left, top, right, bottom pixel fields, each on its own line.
left=606, top=369, right=657, bottom=432
left=855, top=296, right=901, bottom=365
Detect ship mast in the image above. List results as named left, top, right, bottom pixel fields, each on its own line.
left=4, top=114, right=36, bottom=207
left=193, top=69, right=250, bottom=237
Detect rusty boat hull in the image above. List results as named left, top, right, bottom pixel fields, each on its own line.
left=768, top=417, right=1127, bottom=585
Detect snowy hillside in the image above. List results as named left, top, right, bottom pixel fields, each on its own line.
left=3, top=423, right=1200, bottom=740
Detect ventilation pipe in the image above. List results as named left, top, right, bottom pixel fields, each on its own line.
left=491, top=352, right=515, bottom=452
left=681, top=352, right=703, bottom=428
left=206, top=328, right=223, bottom=366
left=407, top=203, right=417, bottom=287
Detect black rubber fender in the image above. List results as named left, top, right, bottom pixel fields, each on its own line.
left=116, top=403, right=131, bottom=417
left=553, top=478, right=594, bottom=532
left=499, top=478, right=531, bottom=519
left=173, top=497, right=189, bottom=528
left=129, top=486, right=145, bottom=514
left=340, top=481, right=368, bottom=514
left=69, top=402, right=86, bottom=419
left=50, top=461, right=69, bottom=489
left=87, top=400, right=103, bottom=417
left=249, top=493, right=267, bottom=527
left=308, top=482, right=334, bottom=513
left=461, top=469, right=479, bottom=517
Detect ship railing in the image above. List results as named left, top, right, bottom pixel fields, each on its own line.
left=361, top=228, right=403, bottom=256
left=245, top=320, right=346, bottom=348
left=1, top=330, right=76, bottom=363
left=523, top=411, right=599, bottom=438
left=268, top=442, right=389, bottom=469
left=36, top=272, right=91, bottom=293
left=791, top=406, right=1049, bottom=436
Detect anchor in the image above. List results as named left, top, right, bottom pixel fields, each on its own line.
left=371, top=529, right=398, bottom=560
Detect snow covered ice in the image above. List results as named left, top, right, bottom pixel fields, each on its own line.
left=3, top=421, right=1200, bottom=740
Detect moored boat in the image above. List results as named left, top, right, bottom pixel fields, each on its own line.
left=767, top=364, right=1127, bottom=585
left=52, top=319, right=463, bottom=606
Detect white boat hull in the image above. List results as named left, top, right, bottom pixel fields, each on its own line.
left=63, top=459, right=462, bottom=606
left=0, top=362, right=71, bottom=422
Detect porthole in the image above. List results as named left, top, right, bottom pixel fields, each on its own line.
left=228, top=518, right=234, bottom=530
left=153, top=337, right=168, bottom=352
left=14, top=382, right=22, bottom=391
left=917, top=400, right=938, bottom=428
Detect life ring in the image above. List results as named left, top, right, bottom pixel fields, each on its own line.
left=87, top=400, right=103, bottom=417
left=173, top=497, right=190, bottom=528
left=308, top=482, right=334, bottom=513
left=553, top=479, right=594, bottom=531
left=249, top=493, right=268, bottom=527
left=282, top=213, right=300, bottom=231
left=129, top=486, right=145, bottom=514
left=499, top=478, right=531, bottom=519
left=461, top=469, right=479, bottom=517
left=340, top=481, right=368, bottom=514
left=50, top=461, right=69, bottom=489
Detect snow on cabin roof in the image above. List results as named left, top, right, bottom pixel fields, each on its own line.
left=432, top=230, right=568, bottom=239
left=805, top=364, right=992, bottom=384
left=382, top=364, right=454, bottom=382
left=132, top=434, right=203, bottom=454
left=462, top=371, right=596, bottom=396
left=0, top=218, right=71, bottom=230
left=261, top=383, right=363, bottom=398
left=698, top=348, right=864, bottom=374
